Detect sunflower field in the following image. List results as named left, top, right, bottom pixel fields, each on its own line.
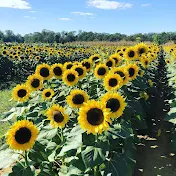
left=0, top=42, right=176, bottom=176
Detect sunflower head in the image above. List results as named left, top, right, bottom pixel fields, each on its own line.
left=35, top=64, right=52, bottom=80
left=105, top=58, right=115, bottom=68
left=101, top=92, right=126, bottom=118
left=6, top=120, right=38, bottom=151
left=72, top=64, right=87, bottom=79
left=125, top=47, right=138, bottom=60
left=62, top=69, right=79, bottom=86
left=78, top=100, right=111, bottom=135
left=64, top=62, right=73, bottom=70
left=47, top=104, right=69, bottom=128
left=109, top=54, right=121, bottom=66
left=42, top=88, right=55, bottom=100
left=12, top=84, right=30, bottom=102
left=82, top=59, right=92, bottom=72
left=136, top=43, right=148, bottom=55
left=67, top=89, right=89, bottom=108
left=51, top=63, right=64, bottom=79
left=94, top=64, right=109, bottom=79
left=104, top=73, right=123, bottom=91
left=89, top=54, right=101, bottom=65
left=26, top=74, right=43, bottom=91
left=126, top=64, right=139, bottom=81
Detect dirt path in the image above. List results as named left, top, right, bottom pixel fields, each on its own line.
left=134, top=124, right=176, bottom=176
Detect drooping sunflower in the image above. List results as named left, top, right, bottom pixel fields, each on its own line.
left=62, top=69, right=79, bottom=86
left=72, top=64, right=86, bottom=79
left=82, top=59, right=92, bottom=72
left=124, top=47, right=138, bottom=60
left=66, top=89, right=89, bottom=108
left=101, top=92, right=126, bottom=119
left=26, top=74, right=43, bottom=91
left=51, top=63, right=64, bottom=79
left=12, top=84, right=30, bottom=102
left=46, top=104, right=69, bottom=128
left=105, top=57, right=116, bottom=68
left=89, top=54, right=101, bottom=65
left=42, top=88, right=55, bottom=100
left=112, top=67, right=129, bottom=85
left=94, top=64, right=109, bottom=79
left=104, top=73, right=123, bottom=91
left=109, top=54, right=121, bottom=66
left=78, top=100, right=111, bottom=134
left=136, top=43, right=148, bottom=55
left=6, top=120, right=38, bottom=151
left=126, top=64, right=139, bottom=81
left=63, top=62, right=73, bottom=70
left=35, top=64, right=52, bottom=80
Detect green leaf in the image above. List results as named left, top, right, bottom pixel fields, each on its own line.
left=38, top=161, right=57, bottom=176
left=165, top=107, right=176, bottom=123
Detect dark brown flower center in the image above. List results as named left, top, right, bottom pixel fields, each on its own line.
left=97, top=67, right=106, bottom=76
left=113, top=57, right=118, bottom=64
left=72, top=94, right=84, bottom=104
left=45, top=92, right=51, bottom=97
left=87, top=108, right=104, bottom=126
left=15, top=127, right=32, bottom=144
left=106, top=60, right=113, bottom=67
left=17, top=89, right=27, bottom=98
left=67, top=74, right=76, bottom=82
left=40, top=68, right=50, bottom=77
left=139, top=48, right=145, bottom=54
left=53, top=67, right=62, bottom=76
left=66, top=64, right=73, bottom=69
left=92, top=57, right=99, bottom=63
left=53, top=111, right=64, bottom=123
left=115, top=71, right=125, bottom=80
left=82, top=62, right=90, bottom=69
left=106, top=98, right=120, bottom=112
left=128, top=51, right=135, bottom=58
left=109, top=78, right=118, bottom=87
left=129, top=68, right=135, bottom=77
left=75, top=67, right=84, bottom=76
left=31, top=79, right=40, bottom=88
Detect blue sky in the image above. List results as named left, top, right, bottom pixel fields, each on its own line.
left=0, top=0, right=176, bottom=35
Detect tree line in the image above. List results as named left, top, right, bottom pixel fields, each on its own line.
left=1, top=29, right=176, bottom=44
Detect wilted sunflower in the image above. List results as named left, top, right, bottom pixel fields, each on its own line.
left=42, top=88, right=55, bottom=100
left=78, top=100, right=111, bottom=134
left=101, top=92, right=126, bottom=118
left=109, top=54, right=121, bottom=66
left=26, top=74, right=43, bottom=91
left=112, top=67, right=129, bottom=85
left=125, top=47, right=138, bottom=60
left=51, top=63, right=64, bottom=79
left=104, top=73, right=123, bottom=91
left=62, top=69, right=79, bottom=86
left=6, top=120, right=38, bottom=151
left=126, top=64, right=139, bottom=81
left=89, top=54, right=101, bottom=65
left=82, top=60, right=92, bottom=72
left=66, top=89, right=89, bottom=108
left=105, top=58, right=115, bottom=68
left=63, top=62, right=73, bottom=70
left=35, top=64, right=52, bottom=80
left=12, top=84, right=30, bottom=102
left=72, top=64, right=86, bottom=79
left=46, top=104, right=69, bottom=128
left=94, top=64, right=109, bottom=79
left=136, top=43, right=148, bottom=55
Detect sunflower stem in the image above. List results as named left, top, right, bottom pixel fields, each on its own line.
left=24, top=151, right=29, bottom=167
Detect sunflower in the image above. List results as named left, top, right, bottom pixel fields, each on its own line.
left=138, top=70, right=144, bottom=77
left=82, top=60, right=92, bottom=72
left=35, top=56, right=40, bottom=60
left=78, top=100, right=111, bottom=134
left=42, top=88, right=55, bottom=100
left=51, top=63, right=64, bottom=79
left=6, top=120, right=38, bottom=151
left=109, top=54, right=121, bottom=66
left=148, top=79, right=153, bottom=87
left=136, top=43, right=148, bottom=55
left=124, top=47, right=138, bottom=60
left=101, top=92, right=126, bottom=118
left=2, top=50, right=8, bottom=56
left=62, top=69, right=79, bottom=86
left=12, top=84, right=30, bottom=102
left=140, top=55, right=150, bottom=69
left=94, top=64, right=109, bottom=79
left=72, top=64, right=86, bottom=79
left=126, top=64, right=139, bottom=81
left=105, top=58, right=115, bottom=68
left=112, top=67, right=129, bottom=85
left=26, top=74, right=43, bottom=91
left=104, top=73, right=123, bottom=91
left=63, top=62, right=73, bottom=70
left=46, top=104, right=69, bottom=128
left=35, top=64, right=52, bottom=80
left=66, top=89, right=89, bottom=108
left=89, top=54, right=101, bottom=65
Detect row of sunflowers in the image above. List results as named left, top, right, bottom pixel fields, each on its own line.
left=0, top=43, right=170, bottom=175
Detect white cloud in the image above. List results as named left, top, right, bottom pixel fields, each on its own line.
left=72, top=12, right=95, bottom=16
left=0, top=0, right=31, bottom=9
left=29, top=10, right=36, bottom=13
left=24, top=16, right=36, bottom=19
left=58, top=18, right=72, bottom=21
left=141, top=4, right=151, bottom=7
left=87, top=0, right=132, bottom=10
